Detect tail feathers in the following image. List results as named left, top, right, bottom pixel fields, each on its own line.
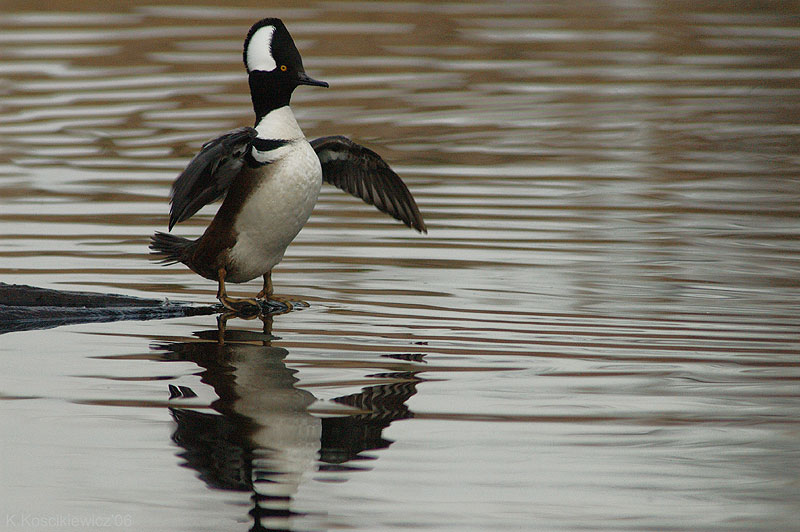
left=150, top=232, right=194, bottom=265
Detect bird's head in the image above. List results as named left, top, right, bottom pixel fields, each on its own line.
left=243, top=18, right=328, bottom=90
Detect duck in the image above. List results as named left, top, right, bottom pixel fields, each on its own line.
left=150, top=18, right=426, bottom=312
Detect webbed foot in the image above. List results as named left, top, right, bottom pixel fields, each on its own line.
left=219, top=295, right=262, bottom=315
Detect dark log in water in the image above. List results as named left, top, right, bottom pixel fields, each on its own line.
left=0, top=283, right=217, bottom=334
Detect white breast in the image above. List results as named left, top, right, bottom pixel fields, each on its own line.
left=255, top=106, right=304, bottom=143
left=226, top=109, right=322, bottom=283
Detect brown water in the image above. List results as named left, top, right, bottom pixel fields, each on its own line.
left=1, top=2, right=799, bottom=531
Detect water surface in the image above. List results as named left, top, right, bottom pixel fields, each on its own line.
left=1, top=2, right=799, bottom=531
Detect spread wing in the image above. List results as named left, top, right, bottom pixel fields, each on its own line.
left=168, top=127, right=258, bottom=230
left=311, top=136, right=427, bottom=233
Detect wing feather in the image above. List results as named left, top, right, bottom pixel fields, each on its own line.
left=311, top=136, right=427, bottom=233
left=168, top=127, right=257, bottom=230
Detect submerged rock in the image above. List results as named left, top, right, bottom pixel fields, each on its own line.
left=0, top=283, right=217, bottom=334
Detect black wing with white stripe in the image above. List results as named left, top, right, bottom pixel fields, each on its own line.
left=311, top=136, right=427, bottom=233
left=168, top=127, right=258, bottom=230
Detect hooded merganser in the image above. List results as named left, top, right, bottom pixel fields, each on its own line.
left=150, top=18, right=426, bottom=312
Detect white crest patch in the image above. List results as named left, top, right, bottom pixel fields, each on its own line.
left=246, top=25, right=277, bottom=72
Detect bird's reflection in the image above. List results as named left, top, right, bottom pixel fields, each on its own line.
left=152, top=315, right=421, bottom=531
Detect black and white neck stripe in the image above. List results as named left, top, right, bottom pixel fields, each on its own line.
left=246, top=137, right=290, bottom=166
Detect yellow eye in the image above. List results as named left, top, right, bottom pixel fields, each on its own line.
left=280, top=65, right=287, bottom=72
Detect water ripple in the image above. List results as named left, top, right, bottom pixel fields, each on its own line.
left=0, top=2, right=799, bottom=531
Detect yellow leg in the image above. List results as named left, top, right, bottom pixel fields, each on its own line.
left=217, top=267, right=260, bottom=313
left=256, top=271, right=272, bottom=300
left=255, top=270, right=294, bottom=310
